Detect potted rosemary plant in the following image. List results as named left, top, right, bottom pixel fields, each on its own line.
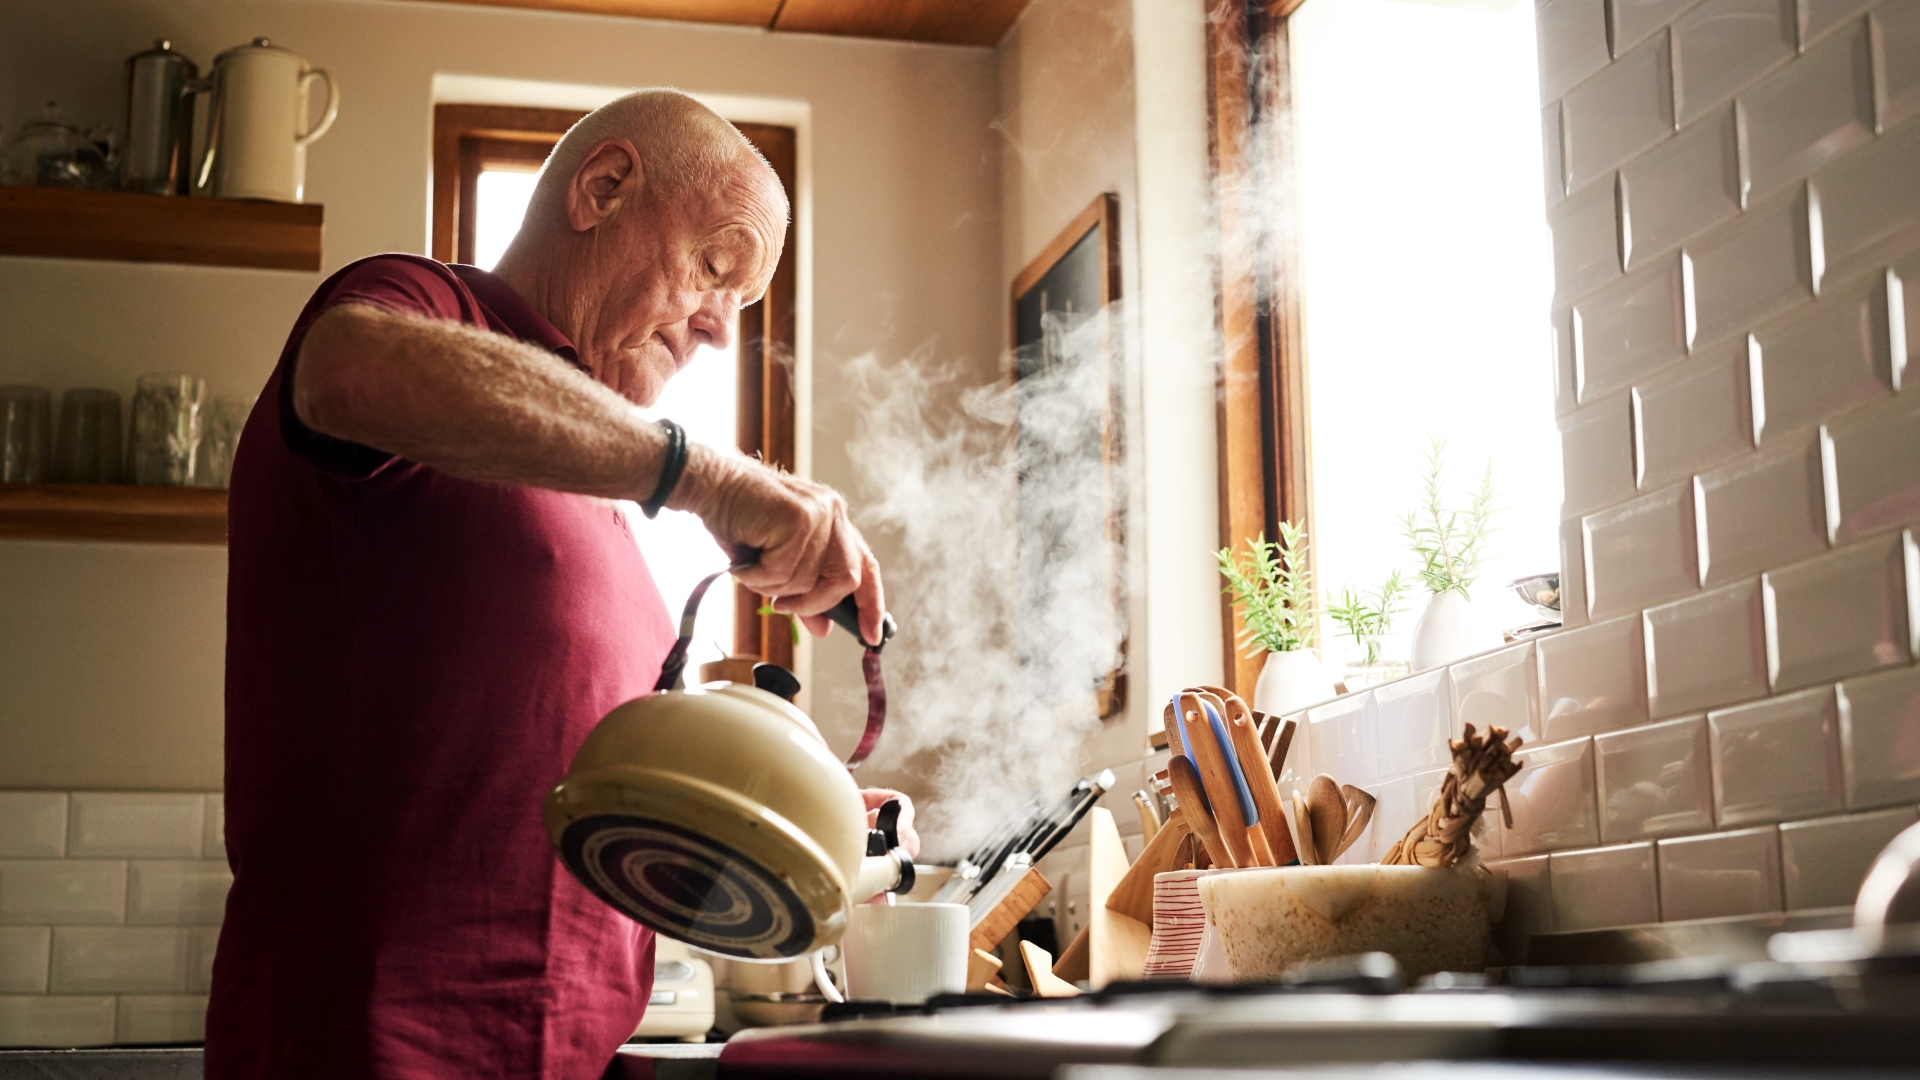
left=1402, top=439, right=1502, bottom=670
left=1216, top=522, right=1336, bottom=715
left=1327, top=570, right=1410, bottom=689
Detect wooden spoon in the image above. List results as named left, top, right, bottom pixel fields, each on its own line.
left=1287, top=789, right=1319, bottom=865
left=1333, top=785, right=1377, bottom=861
left=1306, top=774, right=1347, bottom=866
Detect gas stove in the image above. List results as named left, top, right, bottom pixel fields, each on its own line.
left=714, top=943, right=1920, bottom=1080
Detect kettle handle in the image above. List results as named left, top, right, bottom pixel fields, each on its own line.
left=297, top=69, right=339, bottom=147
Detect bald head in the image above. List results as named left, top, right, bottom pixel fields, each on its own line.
left=493, top=88, right=790, bottom=407
left=527, top=89, right=781, bottom=230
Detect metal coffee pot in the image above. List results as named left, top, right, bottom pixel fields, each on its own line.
left=121, top=40, right=198, bottom=195
left=192, top=38, right=338, bottom=202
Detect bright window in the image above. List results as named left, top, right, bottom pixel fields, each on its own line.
left=469, top=165, right=738, bottom=669
left=1290, top=0, right=1561, bottom=671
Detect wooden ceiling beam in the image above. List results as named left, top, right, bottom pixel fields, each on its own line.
left=393, top=0, right=1029, bottom=46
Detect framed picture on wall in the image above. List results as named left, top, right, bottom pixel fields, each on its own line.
left=1011, top=193, right=1127, bottom=720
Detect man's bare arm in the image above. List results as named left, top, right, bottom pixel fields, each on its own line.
left=293, top=303, right=885, bottom=640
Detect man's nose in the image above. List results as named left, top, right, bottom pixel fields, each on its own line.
left=691, top=295, right=741, bottom=351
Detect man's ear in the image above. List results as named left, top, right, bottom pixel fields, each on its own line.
left=566, top=139, right=644, bottom=233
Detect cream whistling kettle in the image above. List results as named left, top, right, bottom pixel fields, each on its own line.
left=546, top=575, right=905, bottom=960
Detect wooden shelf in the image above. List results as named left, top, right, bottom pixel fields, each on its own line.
left=0, top=187, right=322, bottom=271
left=0, top=484, right=228, bottom=545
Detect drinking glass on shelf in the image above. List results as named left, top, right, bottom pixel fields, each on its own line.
left=52, top=388, right=123, bottom=483
left=197, top=396, right=252, bottom=488
left=0, top=385, right=52, bottom=483
left=129, top=373, right=206, bottom=486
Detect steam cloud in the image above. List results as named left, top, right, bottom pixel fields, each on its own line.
left=845, top=308, right=1128, bottom=862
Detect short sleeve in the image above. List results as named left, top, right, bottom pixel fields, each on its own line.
left=279, top=255, right=479, bottom=481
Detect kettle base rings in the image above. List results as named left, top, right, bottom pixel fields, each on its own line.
left=559, top=814, right=817, bottom=960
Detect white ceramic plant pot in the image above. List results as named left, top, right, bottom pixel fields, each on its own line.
left=1409, top=590, right=1500, bottom=671
left=1251, top=649, right=1338, bottom=716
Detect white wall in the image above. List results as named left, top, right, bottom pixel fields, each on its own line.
left=0, top=0, right=1002, bottom=788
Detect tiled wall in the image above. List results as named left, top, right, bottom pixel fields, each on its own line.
left=1289, top=0, right=1920, bottom=956
left=0, top=793, right=227, bottom=1047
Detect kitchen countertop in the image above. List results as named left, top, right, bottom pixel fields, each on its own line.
left=0, top=1043, right=723, bottom=1080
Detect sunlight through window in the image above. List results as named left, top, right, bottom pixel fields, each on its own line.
left=1292, top=0, right=1562, bottom=671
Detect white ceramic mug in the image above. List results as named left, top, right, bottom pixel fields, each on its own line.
left=823, top=902, right=968, bottom=1005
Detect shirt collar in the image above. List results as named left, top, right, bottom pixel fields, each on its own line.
left=450, top=264, right=580, bottom=366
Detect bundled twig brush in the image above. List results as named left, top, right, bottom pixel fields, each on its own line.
left=1382, top=723, right=1522, bottom=868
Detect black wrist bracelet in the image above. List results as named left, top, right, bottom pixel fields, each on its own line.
left=641, top=418, right=688, bottom=519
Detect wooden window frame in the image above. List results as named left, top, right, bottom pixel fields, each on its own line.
left=1207, top=0, right=1313, bottom=699
left=431, top=104, right=799, bottom=668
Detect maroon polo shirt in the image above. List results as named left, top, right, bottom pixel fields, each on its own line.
left=210, top=254, right=673, bottom=1080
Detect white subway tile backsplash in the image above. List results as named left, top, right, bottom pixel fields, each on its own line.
left=1506, top=736, right=1601, bottom=856
left=1584, top=482, right=1700, bottom=619
left=1658, top=826, right=1784, bottom=918
left=1645, top=578, right=1769, bottom=717
left=1685, top=187, right=1816, bottom=346
left=1450, top=641, right=1540, bottom=741
left=1559, top=515, right=1589, bottom=626
left=1565, top=33, right=1679, bottom=190
left=1764, top=531, right=1912, bottom=689
left=1538, top=0, right=1614, bottom=101
left=1561, top=393, right=1637, bottom=517
left=1550, top=842, right=1662, bottom=929
left=1552, top=175, right=1623, bottom=303
left=1882, top=0, right=1920, bottom=130
left=1613, top=0, right=1706, bottom=55
left=67, top=794, right=204, bottom=860
left=1780, top=806, right=1919, bottom=909
left=50, top=928, right=188, bottom=994
left=1596, top=715, right=1716, bottom=841
left=1276, top=709, right=1315, bottom=796
left=1697, top=431, right=1829, bottom=584
left=1621, top=108, right=1743, bottom=269
left=188, top=927, right=218, bottom=994
left=1673, top=0, right=1797, bottom=124
left=1828, top=392, right=1920, bottom=543
left=127, top=862, right=232, bottom=927
left=116, top=995, right=208, bottom=1045
left=0, top=929, right=48, bottom=994
left=1544, top=103, right=1569, bottom=207
left=1574, top=254, right=1689, bottom=401
left=1751, top=269, right=1896, bottom=443
left=1538, top=614, right=1650, bottom=740
left=0, top=996, right=115, bottom=1049
left=1838, top=663, right=1920, bottom=808
left=1632, top=347, right=1752, bottom=490
left=1740, top=17, right=1877, bottom=201
left=1555, top=308, right=1580, bottom=416
left=1355, top=775, right=1417, bottom=864
left=1489, top=855, right=1553, bottom=962
left=1374, top=670, right=1452, bottom=777
left=202, top=796, right=225, bottom=862
left=0, top=861, right=125, bottom=926
left=0, top=795, right=67, bottom=859
left=1711, top=686, right=1846, bottom=824
left=1810, top=116, right=1920, bottom=285
left=1805, top=0, right=1875, bottom=40
left=1307, top=691, right=1379, bottom=788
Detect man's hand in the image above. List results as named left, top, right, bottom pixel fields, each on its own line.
left=861, top=788, right=919, bottom=860
left=673, top=446, right=886, bottom=646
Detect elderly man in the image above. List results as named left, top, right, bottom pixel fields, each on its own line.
left=208, top=90, right=903, bottom=1079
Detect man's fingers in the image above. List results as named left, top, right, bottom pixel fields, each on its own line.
left=853, top=547, right=885, bottom=647
left=798, top=613, right=832, bottom=638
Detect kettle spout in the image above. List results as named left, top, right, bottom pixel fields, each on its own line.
left=852, top=850, right=915, bottom=903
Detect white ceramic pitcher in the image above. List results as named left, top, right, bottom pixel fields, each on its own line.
left=194, top=38, right=337, bottom=203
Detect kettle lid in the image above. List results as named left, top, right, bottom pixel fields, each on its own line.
left=213, top=36, right=302, bottom=63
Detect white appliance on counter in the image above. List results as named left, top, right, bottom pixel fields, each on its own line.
left=634, top=937, right=714, bottom=1042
